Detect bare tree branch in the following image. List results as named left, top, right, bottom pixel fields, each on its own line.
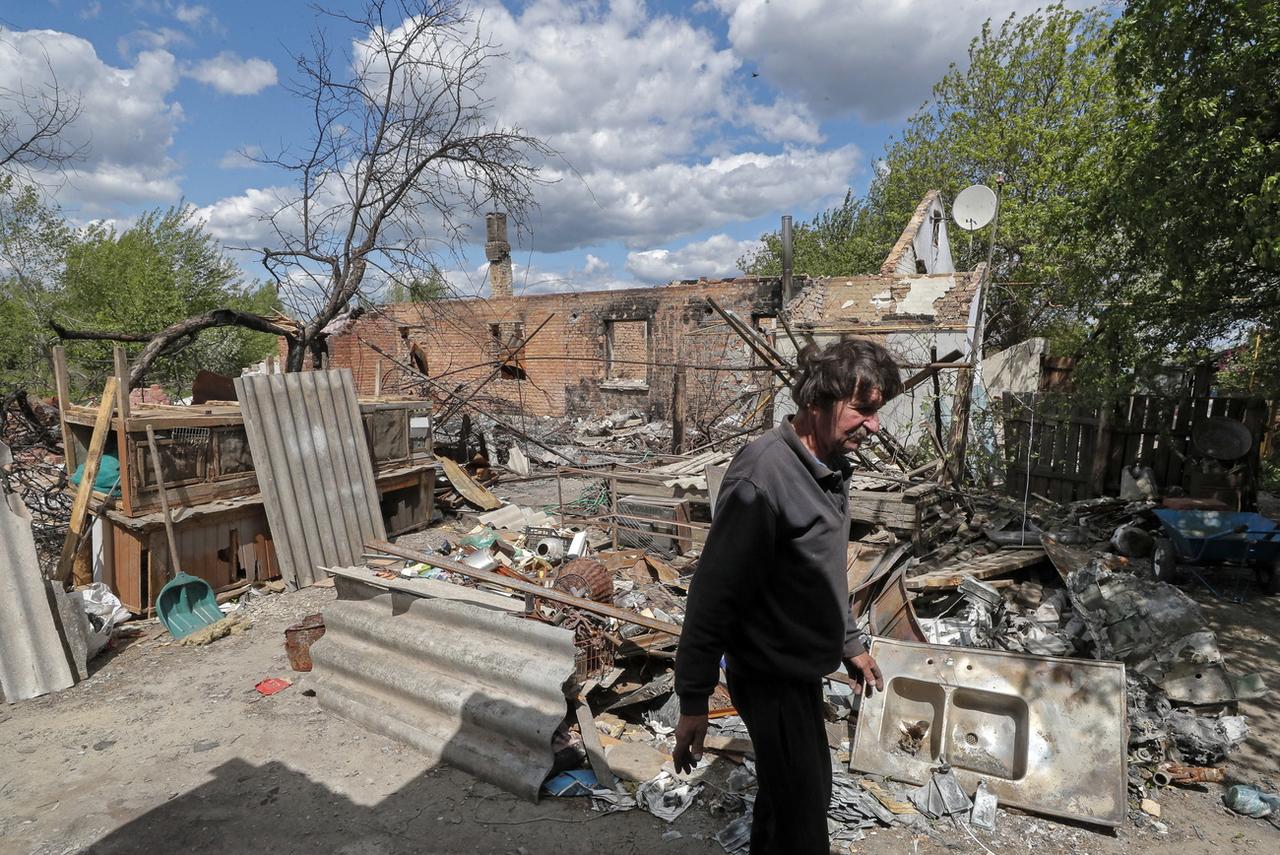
left=232, top=0, right=552, bottom=372
left=52, top=310, right=300, bottom=386
left=0, top=47, right=86, bottom=180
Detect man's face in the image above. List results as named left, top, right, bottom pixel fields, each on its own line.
left=819, top=386, right=885, bottom=456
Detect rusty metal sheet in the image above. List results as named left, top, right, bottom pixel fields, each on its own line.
left=0, top=490, right=77, bottom=702
left=309, top=573, right=577, bottom=801
left=233, top=369, right=385, bottom=589
left=851, top=637, right=1127, bottom=827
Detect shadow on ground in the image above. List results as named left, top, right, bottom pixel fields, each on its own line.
left=81, top=755, right=680, bottom=855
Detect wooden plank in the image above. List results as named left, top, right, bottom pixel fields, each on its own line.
left=53, top=377, right=118, bottom=584
left=1062, top=417, right=1082, bottom=502
left=906, top=548, right=1046, bottom=591
left=1034, top=395, right=1054, bottom=499
left=112, top=347, right=134, bottom=515
left=50, top=345, right=78, bottom=475
left=436, top=455, right=502, bottom=511
left=1168, top=397, right=1191, bottom=491
left=147, top=527, right=171, bottom=609
left=1149, top=397, right=1175, bottom=490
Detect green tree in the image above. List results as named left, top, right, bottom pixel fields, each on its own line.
left=0, top=175, right=73, bottom=387
left=744, top=5, right=1125, bottom=352
left=739, top=190, right=888, bottom=279
left=1105, top=0, right=1280, bottom=395
left=384, top=272, right=448, bottom=304
left=58, top=206, right=280, bottom=392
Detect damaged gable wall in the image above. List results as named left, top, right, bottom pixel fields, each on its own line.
left=324, top=278, right=782, bottom=421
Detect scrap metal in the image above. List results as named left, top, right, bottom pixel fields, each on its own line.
left=850, top=637, right=1128, bottom=827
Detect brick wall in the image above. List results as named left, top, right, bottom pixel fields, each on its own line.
left=323, top=278, right=782, bottom=420
left=319, top=267, right=978, bottom=423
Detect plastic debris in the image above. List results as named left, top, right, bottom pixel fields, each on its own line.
left=1223, top=784, right=1280, bottom=818
left=542, top=769, right=598, bottom=797
left=254, top=677, right=291, bottom=696
left=635, top=771, right=702, bottom=822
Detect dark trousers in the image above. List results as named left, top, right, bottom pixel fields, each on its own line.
left=727, top=671, right=831, bottom=855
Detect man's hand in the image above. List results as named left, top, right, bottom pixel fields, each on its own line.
left=672, top=713, right=709, bottom=774
left=845, top=652, right=884, bottom=697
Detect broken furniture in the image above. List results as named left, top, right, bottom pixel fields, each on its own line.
left=850, top=637, right=1128, bottom=827
left=849, top=482, right=948, bottom=548
left=52, top=349, right=436, bottom=610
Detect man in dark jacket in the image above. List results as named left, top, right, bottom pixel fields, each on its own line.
left=672, top=338, right=902, bottom=855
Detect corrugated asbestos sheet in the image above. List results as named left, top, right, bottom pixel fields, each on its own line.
left=0, top=490, right=77, bottom=702
left=310, top=574, right=577, bottom=801
left=233, top=369, right=386, bottom=589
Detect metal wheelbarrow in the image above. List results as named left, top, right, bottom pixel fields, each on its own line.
left=1151, top=509, right=1280, bottom=598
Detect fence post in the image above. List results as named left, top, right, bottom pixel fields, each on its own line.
left=1089, top=401, right=1114, bottom=497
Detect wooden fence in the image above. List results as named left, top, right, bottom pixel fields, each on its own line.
left=1002, top=393, right=1273, bottom=506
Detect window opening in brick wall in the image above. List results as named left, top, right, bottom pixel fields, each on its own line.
left=605, top=319, right=649, bottom=384
left=489, top=321, right=528, bottom=380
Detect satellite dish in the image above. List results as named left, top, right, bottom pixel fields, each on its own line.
left=952, top=184, right=997, bottom=231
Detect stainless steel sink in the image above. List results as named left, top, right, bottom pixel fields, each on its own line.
left=851, top=638, right=1127, bottom=827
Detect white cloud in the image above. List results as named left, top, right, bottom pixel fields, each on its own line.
left=530, top=145, right=860, bottom=251
left=712, top=0, right=1067, bottom=121
left=187, top=52, right=278, bottom=95
left=80, top=2, right=102, bottom=20
left=0, top=28, right=183, bottom=212
left=218, top=144, right=264, bottom=169
left=626, top=233, right=759, bottom=282
left=194, top=185, right=294, bottom=244
left=117, top=26, right=189, bottom=58
left=195, top=2, right=864, bottom=267
left=466, top=0, right=850, bottom=249
left=172, top=3, right=213, bottom=27
left=582, top=254, right=608, bottom=275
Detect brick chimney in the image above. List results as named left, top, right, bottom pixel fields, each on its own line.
left=485, top=212, right=514, bottom=298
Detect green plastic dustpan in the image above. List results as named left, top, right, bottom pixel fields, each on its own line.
left=157, top=572, right=224, bottom=639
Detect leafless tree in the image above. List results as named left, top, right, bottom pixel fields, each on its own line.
left=57, top=0, right=549, bottom=381
left=0, top=47, right=85, bottom=180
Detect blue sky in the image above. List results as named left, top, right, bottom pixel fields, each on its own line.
left=2, top=1, right=1055, bottom=302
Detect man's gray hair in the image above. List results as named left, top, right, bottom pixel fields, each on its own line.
left=792, top=338, right=903, bottom=410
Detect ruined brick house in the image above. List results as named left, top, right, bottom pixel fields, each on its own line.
left=323, top=191, right=982, bottom=440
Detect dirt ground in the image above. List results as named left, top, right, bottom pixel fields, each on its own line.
left=3, top=495, right=1279, bottom=853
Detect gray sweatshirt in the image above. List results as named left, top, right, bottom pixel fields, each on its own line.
left=675, top=417, right=863, bottom=716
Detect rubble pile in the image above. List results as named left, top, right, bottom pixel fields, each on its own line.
left=0, top=388, right=70, bottom=572
left=364, top=436, right=1277, bottom=851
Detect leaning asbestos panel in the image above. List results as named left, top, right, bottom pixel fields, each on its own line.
left=310, top=574, right=577, bottom=801
left=850, top=637, right=1127, bottom=827
left=0, top=490, right=77, bottom=702
left=233, top=369, right=386, bottom=589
